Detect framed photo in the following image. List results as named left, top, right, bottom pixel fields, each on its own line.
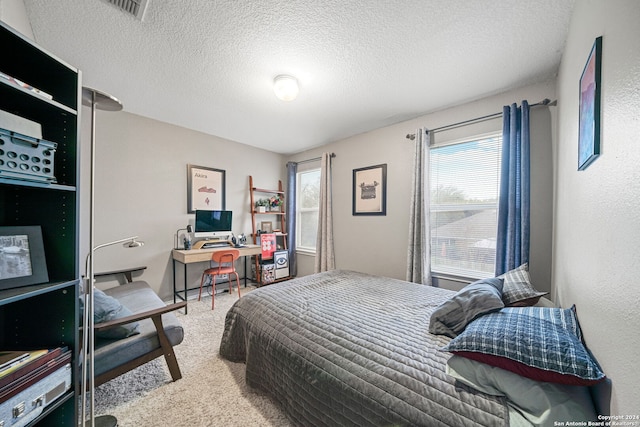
left=260, top=221, right=273, bottom=233
left=187, top=164, right=225, bottom=213
left=0, top=225, right=49, bottom=291
left=352, top=164, right=387, bottom=216
left=578, top=36, right=602, bottom=171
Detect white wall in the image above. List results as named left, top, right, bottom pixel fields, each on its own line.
left=1, top=4, right=286, bottom=301
left=553, top=0, right=640, bottom=414
left=289, top=80, right=555, bottom=293
left=80, top=109, right=285, bottom=299
left=0, top=0, right=33, bottom=39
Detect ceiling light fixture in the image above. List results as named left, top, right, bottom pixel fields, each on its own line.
left=273, top=75, right=299, bottom=101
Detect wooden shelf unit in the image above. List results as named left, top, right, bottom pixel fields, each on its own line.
left=249, top=176, right=289, bottom=285
left=0, top=21, right=80, bottom=426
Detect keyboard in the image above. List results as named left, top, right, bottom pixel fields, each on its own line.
left=202, top=242, right=230, bottom=249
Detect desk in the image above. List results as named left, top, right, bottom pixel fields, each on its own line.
left=172, top=245, right=261, bottom=313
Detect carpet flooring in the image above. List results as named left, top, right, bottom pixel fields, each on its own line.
left=93, top=286, right=292, bottom=426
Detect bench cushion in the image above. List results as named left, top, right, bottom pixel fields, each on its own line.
left=94, top=281, right=184, bottom=378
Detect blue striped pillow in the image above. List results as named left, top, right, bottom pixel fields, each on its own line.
left=441, top=306, right=605, bottom=385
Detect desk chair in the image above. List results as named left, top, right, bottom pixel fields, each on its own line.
left=198, top=249, right=241, bottom=309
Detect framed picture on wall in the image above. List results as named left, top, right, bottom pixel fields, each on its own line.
left=352, top=164, right=387, bottom=216
left=0, top=225, right=49, bottom=291
left=187, top=164, right=226, bottom=213
left=578, top=36, right=602, bottom=171
left=260, top=221, right=273, bottom=233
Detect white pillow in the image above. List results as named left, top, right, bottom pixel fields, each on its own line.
left=534, top=296, right=556, bottom=307
left=446, top=355, right=597, bottom=426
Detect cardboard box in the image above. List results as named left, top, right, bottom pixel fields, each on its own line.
left=0, top=110, right=42, bottom=139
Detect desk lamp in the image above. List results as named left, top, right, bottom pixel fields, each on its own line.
left=175, top=225, right=193, bottom=249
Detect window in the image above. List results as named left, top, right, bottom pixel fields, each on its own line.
left=296, top=168, right=321, bottom=252
left=430, top=133, right=501, bottom=278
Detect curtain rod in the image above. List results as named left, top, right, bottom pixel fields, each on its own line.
left=294, top=152, right=336, bottom=165
left=405, top=98, right=556, bottom=141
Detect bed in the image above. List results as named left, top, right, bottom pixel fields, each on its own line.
left=219, top=269, right=604, bottom=426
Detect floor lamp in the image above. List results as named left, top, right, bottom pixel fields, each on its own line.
left=81, top=87, right=126, bottom=427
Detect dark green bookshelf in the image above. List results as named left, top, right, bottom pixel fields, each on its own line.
left=0, top=21, right=81, bottom=426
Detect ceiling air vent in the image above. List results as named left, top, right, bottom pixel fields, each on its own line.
left=101, top=0, right=149, bottom=21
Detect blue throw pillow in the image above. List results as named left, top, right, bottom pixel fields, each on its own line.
left=428, top=277, right=504, bottom=338
left=81, top=288, right=140, bottom=340
left=441, top=305, right=605, bottom=385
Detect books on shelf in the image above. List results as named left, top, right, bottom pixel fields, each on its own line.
left=0, top=347, right=67, bottom=392
left=0, top=70, right=53, bottom=100
left=0, top=351, right=30, bottom=371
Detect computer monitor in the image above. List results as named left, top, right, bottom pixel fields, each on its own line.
left=194, top=210, right=232, bottom=239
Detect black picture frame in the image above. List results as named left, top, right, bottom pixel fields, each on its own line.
left=187, top=164, right=226, bottom=213
left=0, top=225, right=49, bottom=291
left=352, top=164, right=387, bottom=216
left=578, top=36, right=602, bottom=171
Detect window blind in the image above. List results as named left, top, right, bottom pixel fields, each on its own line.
left=430, top=134, right=501, bottom=278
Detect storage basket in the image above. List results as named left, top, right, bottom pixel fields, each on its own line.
left=0, top=128, right=57, bottom=183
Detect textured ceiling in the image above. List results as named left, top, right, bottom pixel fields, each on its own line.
left=23, top=0, right=574, bottom=154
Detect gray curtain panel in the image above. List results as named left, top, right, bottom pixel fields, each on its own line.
left=406, top=128, right=432, bottom=285
left=286, top=161, right=298, bottom=277
left=315, top=152, right=335, bottom=273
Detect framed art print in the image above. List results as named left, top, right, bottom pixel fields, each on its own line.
left=187, top=164, right=225, bottom=213
left=0, top=225, right=49, bottom=291
left=260, top=221, right=273, bottom=233
left=260, top=233, right=277, bottom=260
left=352, top=163, right=387, bottom=216
left=578, top=36, right=602, bottom=171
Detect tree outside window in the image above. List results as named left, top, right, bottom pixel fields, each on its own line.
left=296, top=169, right=321, bottom=252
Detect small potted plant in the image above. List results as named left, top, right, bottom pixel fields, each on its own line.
left=255, top=198, right=269, bottom=213
left=269, top=195, right=283, bottom=212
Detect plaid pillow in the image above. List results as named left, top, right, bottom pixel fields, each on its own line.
left=441, top=306, right=606, bottom=386
left=498, top=263, right=548, bottom=306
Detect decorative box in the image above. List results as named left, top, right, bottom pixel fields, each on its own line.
left=274, top=250, right=289, bottom=279
left=261, top=264, right=275, bottom=284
